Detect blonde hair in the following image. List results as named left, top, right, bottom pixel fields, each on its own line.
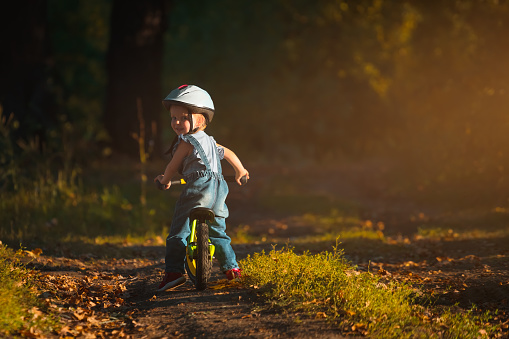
left=192, top=113, right=207, bottom=131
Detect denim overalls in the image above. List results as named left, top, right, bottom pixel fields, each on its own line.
left=165, top=131, right=239, bottom=274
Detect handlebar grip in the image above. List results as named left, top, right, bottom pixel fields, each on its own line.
left=171, top=179, right=186, bottom=185
left=224, top=175, right=248, bottom=185
left=240, top=175, right=248, bottom=185
left=155, top=179, right=166, bottom=190
left=155, top=178, right=186, bottom=190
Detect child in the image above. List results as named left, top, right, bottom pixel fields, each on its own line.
left=155, top=84, right=249, bottom=292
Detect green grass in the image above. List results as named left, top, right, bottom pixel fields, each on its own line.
left=0, top=244, right=58, bottom=337
left=240, top=246, right=498, bottom=338
left=0, top=165, right=174, bottom=249
left=416, top=222, right=509, bottom=241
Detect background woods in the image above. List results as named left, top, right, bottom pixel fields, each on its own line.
left=2, top=0, right=509, bottom=206
left=0, top=0, right=54, bottom=150
left=105, top=0, right=170, bottom=157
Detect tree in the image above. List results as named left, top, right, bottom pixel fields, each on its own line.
left=104, top=0, right=171, bottom=158
left=0, top=0, right=56, bottom=147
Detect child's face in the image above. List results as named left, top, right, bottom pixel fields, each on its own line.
left=170, top=105, right=192, bottom=135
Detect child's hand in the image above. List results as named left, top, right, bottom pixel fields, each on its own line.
left=235, top=170, right=249, bottom=186
left=154, top=175, right=170, bottom=190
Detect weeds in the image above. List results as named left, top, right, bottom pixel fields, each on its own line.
left=0, top=244, right=58, bottom=337
left=231, top=224, right=258, bottom=244
left=0, top=172, right=172, bottom=247
left=240, top=246, right=499, bottom=338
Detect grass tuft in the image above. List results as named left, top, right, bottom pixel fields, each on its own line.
left=0, top=244, right=58, bottom=337
left=240, top=246, right=498, bottom=338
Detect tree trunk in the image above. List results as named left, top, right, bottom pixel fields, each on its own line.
left=104, top=0, right=170, bottom=158
left=0, top=0, right=56, bottom=145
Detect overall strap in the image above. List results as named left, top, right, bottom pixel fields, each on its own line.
left=185, top=135, right=212, bottom=171
left=215, top=144, right=223, bottom=173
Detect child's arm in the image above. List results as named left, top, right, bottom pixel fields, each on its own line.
left=219, top=144, right=249, bottom=185
left=154, top=141, right=193, bottom=189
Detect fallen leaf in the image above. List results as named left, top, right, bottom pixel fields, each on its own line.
left=87, top=316, right=100, bottom=325
left=73, top=311, right=87, bottom=321
left=59, top=325, right=72, bottom=335
left=352, top=323, right=367, bottom=330
left=30, top=306, right=43, bottom=319
left=24, top=248, right=43, bottom=258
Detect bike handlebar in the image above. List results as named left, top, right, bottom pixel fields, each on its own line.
left=155, top=175, right=248, bottom=190
left=225, top=175, right=249, bottom=185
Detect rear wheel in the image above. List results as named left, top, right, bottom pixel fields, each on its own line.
left=185, top=222, right=212, bottom=290
left=195, top=222, right=212, bottom=290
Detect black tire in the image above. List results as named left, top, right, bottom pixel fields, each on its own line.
left=195, top=222, right=212, bottom=290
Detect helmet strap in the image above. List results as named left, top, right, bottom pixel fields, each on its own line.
left=186, top=113, right=205, bottom=135
left=188, top=113, right=194, bottom=134
left=188, top=127, right=200, bottom=134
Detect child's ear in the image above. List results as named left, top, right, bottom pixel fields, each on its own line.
left=194, top=114, right=206, bottom=128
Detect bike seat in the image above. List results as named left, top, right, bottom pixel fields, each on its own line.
left=190, top=207, right=215, bottom=223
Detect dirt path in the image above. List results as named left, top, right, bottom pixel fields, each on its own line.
left=27, top=162, right=509, bottom=337
left=125, top=256, right=347, bottom=339
left=30, top=244, right=348, bottom=338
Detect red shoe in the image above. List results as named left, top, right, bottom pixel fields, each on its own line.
left=225, top=268, right=242, bottom=280
left=157, top=272, right=186, bottom=292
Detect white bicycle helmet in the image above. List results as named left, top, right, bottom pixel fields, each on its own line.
left=162, top=84, right=215, bottom=123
